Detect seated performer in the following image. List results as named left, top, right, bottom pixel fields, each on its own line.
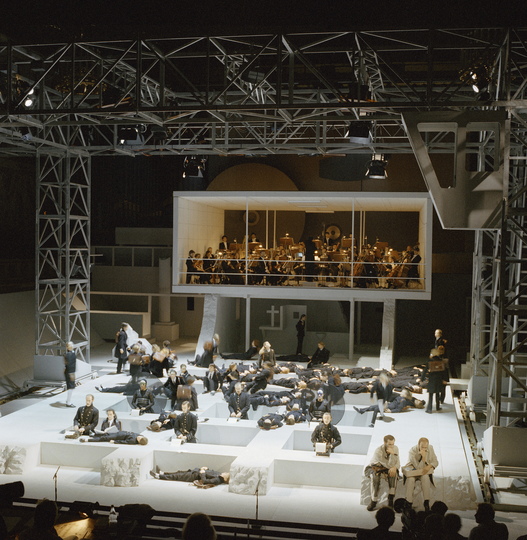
left=404, top=437, right=438, bottom=511
left=370, top=372, right=393, bottom=420
left=311, top=412, right=341, bottom=453
left=101, top=409, right=121, bottom=432
left=82, top=431, right=148, bottom=445
left=175, top=376, right=199, bottom=411
left=150, top=466, right=230, bottom=486
left=220, top=363, right=240, bottom=399
left=127, top=344, right=144, bottom=384
left=192, top=340, right=214, bottom=368
left=309, top=389, right=330, bottom=421
left=131, top=379, right=155, bottom=414
left=258, top=413, right=284, bottom=430
left=65, top=394, right=99, bottom=439
left=163, top=369, right=180, bottom=410
left=364, top=434, right=400, bottom=511
left=202, top=364, right=222, bottom=394
left=228, top=383, right=250, bottom=419
left=307, top=341, right=330, bottom=368
left=258, top=341, right=276, bottom=368
left=173, top=401, right=198, bottom=443
left=221, top=340, right=260, bottom=360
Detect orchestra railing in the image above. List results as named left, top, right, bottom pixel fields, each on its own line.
left=180, top=256, right=425, bottom=289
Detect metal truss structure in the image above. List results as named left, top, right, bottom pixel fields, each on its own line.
left=36, top=149, right=91, bottom=363
left=0, top=27, right=527, bottom=385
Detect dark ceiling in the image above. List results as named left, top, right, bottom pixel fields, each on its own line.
left=1, top=0, right=523, bottom=44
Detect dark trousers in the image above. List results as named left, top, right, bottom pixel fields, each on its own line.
left=427, top=392, right=441, bottom=412
left=117, top=357, right=127, bottom=374
left=296, top=335, right=304, bottom=355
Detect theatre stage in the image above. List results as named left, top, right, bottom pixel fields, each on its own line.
left=1, top=342, right=525, bottom=538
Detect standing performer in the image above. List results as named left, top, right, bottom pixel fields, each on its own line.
left=115, top=322, right=129, bottom=374
left=296, top=314, right=306, bottom=355
left=422, top=349, right=448, bottom=414
left=64, top=341, right=76, bottom=407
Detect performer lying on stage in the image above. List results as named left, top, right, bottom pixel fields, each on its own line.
left=149, top=466, right=230, bottom=486
left=257, top=413, right=284, bottom=430
left=221, top=340, right=260, bottom=360
left=81, top=431, right=148, bottom=445
left=148, top=410, right=177, bottom=432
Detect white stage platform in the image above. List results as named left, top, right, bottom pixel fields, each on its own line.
left=1, top=345, right=525, bottom=538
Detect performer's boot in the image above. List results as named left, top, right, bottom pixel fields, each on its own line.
left=424, top=500, right=430, bottom=511
left=366, top=501, right=377, bottom=511
left=388, top=494, right=394, bottom=508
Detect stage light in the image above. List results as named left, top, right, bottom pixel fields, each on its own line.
left=365, top=156, right=388, bottom=179
left=23, top=89, right=35, bottom=108
left=183, top=156, right=206, bottom=178
left=150, top=125, right=167, bottom=142
left=346, top=121, right=371, bottom=145
left=118, top=125, right=145, bottom=146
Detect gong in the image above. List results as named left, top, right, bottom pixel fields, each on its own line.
left=326, top=225, right=341, bottom=240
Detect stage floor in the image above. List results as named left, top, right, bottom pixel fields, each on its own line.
left=1, top=341, right=526, bottom=538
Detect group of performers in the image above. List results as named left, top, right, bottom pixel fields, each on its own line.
left=62, top=326, right=452, bottom=506
left=184, top=234, right=423, bottom=289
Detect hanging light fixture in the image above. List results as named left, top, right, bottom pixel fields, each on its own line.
left=365, top=155, right=388, bottom=179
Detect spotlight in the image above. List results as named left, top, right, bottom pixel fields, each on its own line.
left=23, top=88, right=35, bottom=108
left=150, top=125, right=167, bottom=142
left=183, top=156, right=206, bottom=178
left=117, top=126, right=145, bottom=146
left=365, top=156, right=388, bottom=179
left=20, top=126, right=33, bottom=142
left=346, top=121, right=371, bottom=145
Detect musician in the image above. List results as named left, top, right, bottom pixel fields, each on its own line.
left=311, top=412, right=341, bottom=453
left=304, top=236, right=317, bottom=282
left=323, top=231, right=337, bottom=251
left=202, top=248, right=214, bottom=283
left=185, top=250, right=196, bottom=284
left=408, top=245, right=421, bottom=281
left=219, top=235, right=229, bottom=251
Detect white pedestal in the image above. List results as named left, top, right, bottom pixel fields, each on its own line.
left=152, top=322, right=179, bottom=342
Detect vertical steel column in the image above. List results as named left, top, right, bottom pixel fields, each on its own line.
left=36, top=150, right=91, bottom=363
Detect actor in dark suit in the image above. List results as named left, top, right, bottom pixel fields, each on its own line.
left=202, top=364, right=222, bottom=394
left=185, top=250, right=196, bottom=284
left=173, top=401, right=198, bottom=443
left=66, top=394, right=99, bottom=438
left=228, top=383, right=250, bottom=418
left=311, top=412, right=342, bottom=453
left=422, top=349, right=448, bottom=414
left=131, top=380, right=155, bottom=413
left=64, top=341, right=76, bottom=407
left=115, top=323, right=128, bottom=374
left=83, top=431, right=148, bottom=445
left=150, top=466, right=230, bottom=485
left=296, top=314, right=306, bottom=354
left=258, top=413, right=284, bottom=429
left=221, top=339, right=259, bottom=360
left=307, top=342, right=330, bottom=368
